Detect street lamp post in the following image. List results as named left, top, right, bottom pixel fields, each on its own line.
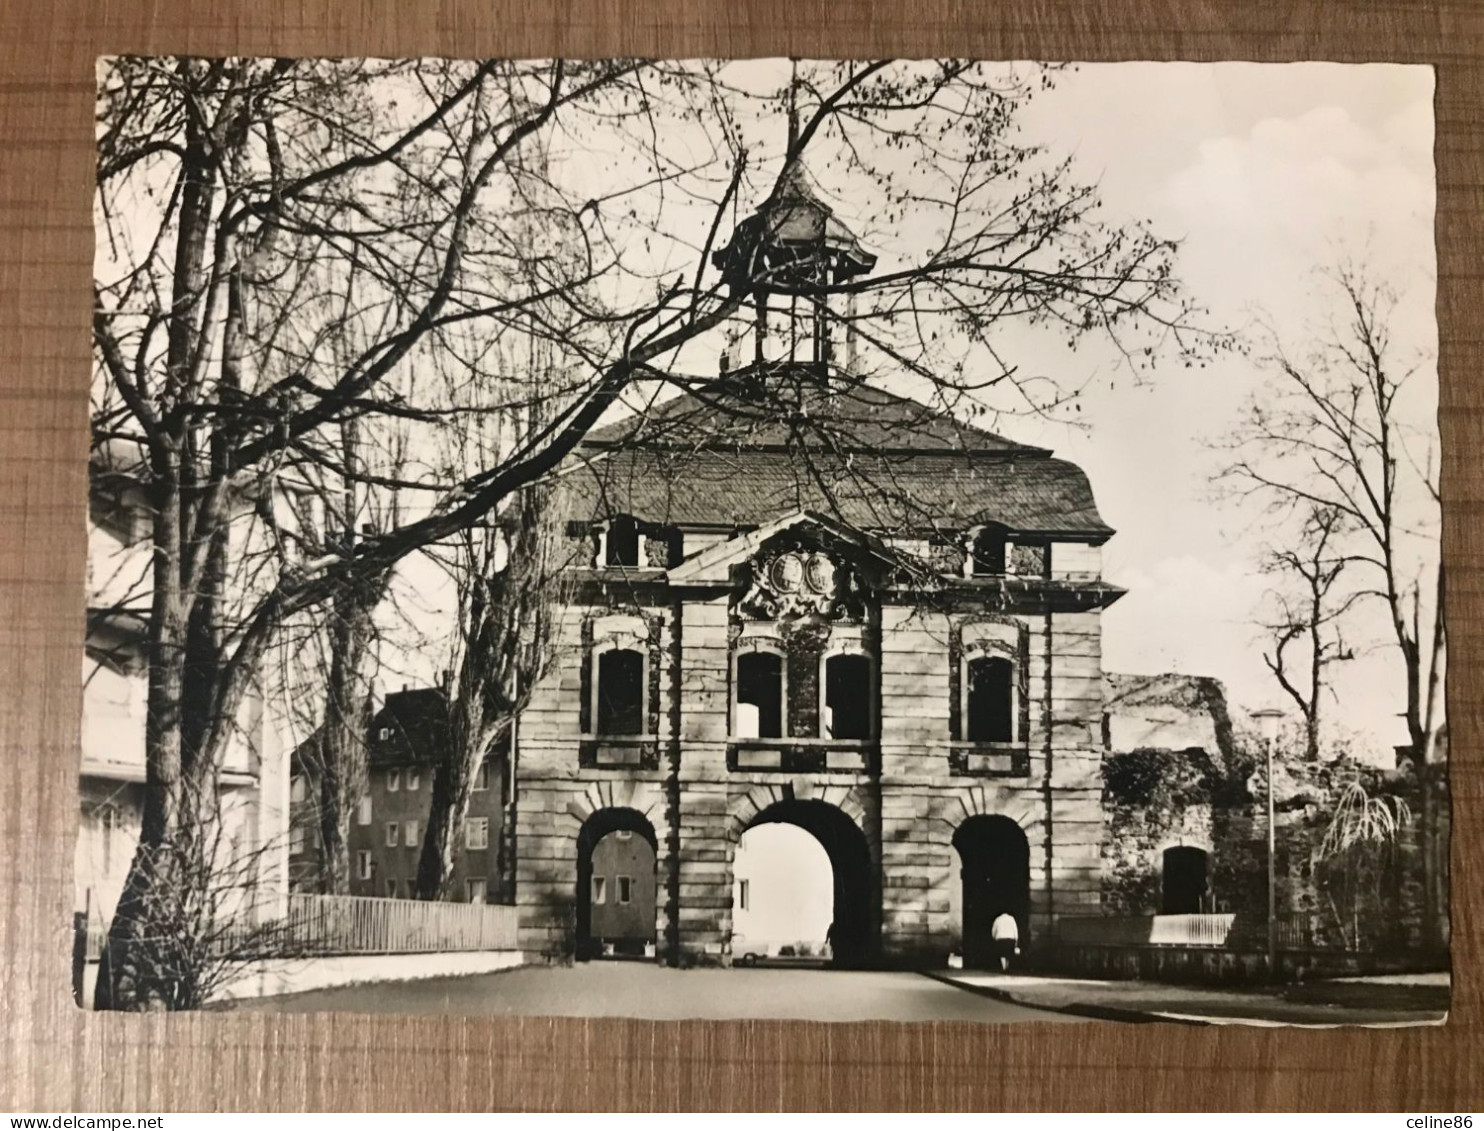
left=1252, top=709, right=1284, bottom=976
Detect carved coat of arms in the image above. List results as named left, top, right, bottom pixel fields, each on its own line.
left=740, top=548, right=855, bottom=620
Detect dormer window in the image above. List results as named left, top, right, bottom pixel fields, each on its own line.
left=604, top=516, right=641, bottom=567
left=970, top=526, right=1007, bottom=576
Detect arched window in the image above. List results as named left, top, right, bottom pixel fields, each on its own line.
left=735, top=650, right=784, bottom=738
left=595, top=647, right=645, bottom=735
left=966, top=654, right=1015, bottom=743
left=1162, top=846, right=1209, bottom=914
left=970, top=527, right=1007, bottom=576
left=823, top=652, right=872, bottom=740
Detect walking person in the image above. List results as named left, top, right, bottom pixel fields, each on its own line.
left=990, top=910, right=1020, bottom=972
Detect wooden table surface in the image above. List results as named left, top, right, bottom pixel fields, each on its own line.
left=1, top=0, right=1479, bottom=1111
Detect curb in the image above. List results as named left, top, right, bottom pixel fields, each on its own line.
left=918, top=969, right=1208, bottom=1025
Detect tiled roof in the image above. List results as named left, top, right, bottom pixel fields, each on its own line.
left=558, top=447, right=1112, bottom=538
left=573, top=369, right=1109, bottom=539
left=585, top=376, right=1048, bottom=457
left=369, top=688, right=447, bottom=767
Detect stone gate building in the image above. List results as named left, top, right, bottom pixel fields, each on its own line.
left=512, top=169, right=1125, bottom=966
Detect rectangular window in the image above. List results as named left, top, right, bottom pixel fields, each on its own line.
left=473, top=760, right=489, bottom=792
left=824, top=652, right=873, bottom=739
left=356, top=794, right=372, bottom=825
left=386, top=878, right=399, bottom=899
left=466, top=877, right=488, bottom=903
left=972, top=528, right=1007, bottom=576
left=596, top=648, right=645, bottom=735
left=604, top=517, right=640, bottom=566
left=289, top=824, right=304, bottom=856
left=466, top=817, right=489, bottom=850
left=591, top=876, right=607, bottom=905
left=98, top=805, right=117, bottom=875
left=735, top=651, right=784, bottom=738
left=387, top=768, right=401, bottom=792
left=739, top=878, right=750, bottom=911
left=386, top=821, right=399, bottom=848
left=966, top=655, right=1016, bottom=743
left=290, top=775, right=307, bottom=804
left=404, top=819, right=419, bottom=847
left=356, top=850, right=373, bottom=881
left=617, top=876, right=632, bottom=905
left=406, top=768, right=420, bottom=792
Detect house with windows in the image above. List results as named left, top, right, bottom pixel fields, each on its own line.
left=511, top=168, right=1124, bottom=967
left=79, top=451, right=291, bottom=935
left=289, top=686, right=511, bottom=902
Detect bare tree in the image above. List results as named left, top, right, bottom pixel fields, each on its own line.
left=93, top=803, right=299, bottom=1010
left=93, top=56, right=1214, bottom=1007
left=1221, top=261, right=1444, bottom=943
left=414, top=483, right=569, bottom=900
left=1259, top=506, right=1362, bottom=761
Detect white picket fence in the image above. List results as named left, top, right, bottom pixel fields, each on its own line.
left=83, top=894, right=519, bottom=961
left=254, top=893, right=520, bottom=956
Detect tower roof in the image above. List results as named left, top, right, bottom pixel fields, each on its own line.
left=712, top=163, right=877, bottom=285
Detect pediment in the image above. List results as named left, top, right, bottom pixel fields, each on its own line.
left=665, top=510, right=927, bottom=588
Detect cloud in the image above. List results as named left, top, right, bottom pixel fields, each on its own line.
left=1159, top=100, right=1434, bottom=333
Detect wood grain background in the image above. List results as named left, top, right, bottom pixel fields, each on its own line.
left=1, top=0, right=1479, bottom=1112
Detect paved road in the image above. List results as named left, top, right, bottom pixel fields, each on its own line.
left=231, top=962, right=1082, bottom=1023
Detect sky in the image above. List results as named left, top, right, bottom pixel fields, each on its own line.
left=1004, top=63, right=1437, bottom=752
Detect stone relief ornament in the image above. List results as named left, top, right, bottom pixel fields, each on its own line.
left=742, top=548, right=852, bottom=620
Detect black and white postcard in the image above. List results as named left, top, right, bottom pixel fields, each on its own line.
left=81, top=57, right=1447, bottom=1024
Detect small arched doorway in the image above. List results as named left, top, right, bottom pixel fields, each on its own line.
left=738, top=799, right=876, bottom=967
left=1161, top=846, right=1209, bottom=914
left=953, top=815, right=1030, bottom=968
left=576, top=808, right=657, bottom=960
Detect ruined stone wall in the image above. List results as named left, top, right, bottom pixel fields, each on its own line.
left=1097, top=750, right=1448, bottom=953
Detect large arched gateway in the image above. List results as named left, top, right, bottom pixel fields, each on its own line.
left=738, top=799, right=877, bottom=966
left=512, top=167, right=1121, bottom=966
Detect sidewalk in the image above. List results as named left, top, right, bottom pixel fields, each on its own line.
left=928, top=969, right=1451, bottom=1027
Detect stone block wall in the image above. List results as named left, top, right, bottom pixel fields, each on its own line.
left=513, top=542, right=1116, bottom=965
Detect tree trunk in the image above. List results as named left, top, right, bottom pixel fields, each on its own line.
left=100, top=467, right=211, bottom=1009
left=98, top=80, right=223, bottom=1009
left=414, top=690, right=502, bottom=900
left=314, top=580, right=380, bottom=893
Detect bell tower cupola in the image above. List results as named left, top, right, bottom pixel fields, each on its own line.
left=712, top=163, right=877, bottom=374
